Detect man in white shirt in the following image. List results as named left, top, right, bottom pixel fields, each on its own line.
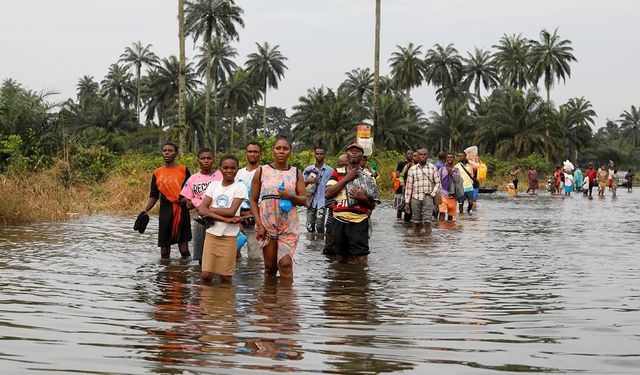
left=235, top=142, right=262, bottom=259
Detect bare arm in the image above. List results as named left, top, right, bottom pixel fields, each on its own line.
left=249, top=168, right=264, bottom=233
left=143, top=197, right=158, bottom=214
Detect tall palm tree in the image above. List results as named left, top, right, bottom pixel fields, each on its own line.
left=530, top=28, right=577, bottom=103
left=218, top=68, right=259, bottom=148
left=185, top=0, right=244, bottom=153
left=339, top=68, right=373, bottom=105
left=143, top=56, right=199, bottom=143
left=462, top=47, right=499, bottom=98
left=119, top=41, right=159, bottom=121
left=195, top=38, right=238, bottom=87
left=388, top=42, right=426, bottom=103
left=492, top=33, right=532, bottom=90
left=245, top=42, right=288, bottom=130
left=178, top=0, right=187, bottom=150
left=425, top=43, right=463, bottom=111
left=618, top=105, right=640, bottom=149
left=101, top=64, right=136, bottom=108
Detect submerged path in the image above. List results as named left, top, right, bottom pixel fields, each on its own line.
left=1, top=192, right=639, bottom=374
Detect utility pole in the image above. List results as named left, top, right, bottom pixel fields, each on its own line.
left=373, top=0, right=381, bottom=140
left=177, top=0, right=187, bottom=150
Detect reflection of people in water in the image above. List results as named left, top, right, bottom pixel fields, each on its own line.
left=242, top=278, right=303, bottom=361
left=146, top=263, right=199, bottom=365
left=197, top=284, right=239, bottom=359
left=322, top=265, right=413, bottom=373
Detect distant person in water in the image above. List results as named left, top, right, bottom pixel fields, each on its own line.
left=563, top=170, right=574, bottom=196
left=303, top=146, right=333, bottom=234
left=250, top=135, right=307, bottom=278
left=393, top=150, right=414, bottom=221
left=553, top=166, right=562, bottom=195
left=585, top=164, right=597, bottom=197
left=625, top=169, right=634, bottom=192
left=235, top=142, right=263, bottom=260
left=404, top=148, right=440, bottom=234
left=180, top=148, right=222, bottom=264
left=455, top=152, right=475, bottom=213
left=438, top=152, right=459, bottom=221
left=198, top=156, right=246, bottom=283
left=526, top=166, right=539, bottom=195
left=573, top=167, right=583, bottom=193
left=323, top=153, right=348, bottom=257
left=597, top=163, right=608, bottom=196
left=141, top=142, right=191, bottom=259
left=509, top=164, right=521, bottom=192
left=435, top=151, right=446, bottom=170
left=611, top=169, right=618, bottom=197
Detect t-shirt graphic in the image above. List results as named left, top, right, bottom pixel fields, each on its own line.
left=203, top=181, right=248, bottom=236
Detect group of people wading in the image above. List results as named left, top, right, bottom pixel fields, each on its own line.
left=141, top=137, right=380, bottom=283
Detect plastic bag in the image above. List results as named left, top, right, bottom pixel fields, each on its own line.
left=278, top=182, right=293, bottom=213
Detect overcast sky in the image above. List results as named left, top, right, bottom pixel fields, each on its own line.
left=1, top=0, right=639, bottom=124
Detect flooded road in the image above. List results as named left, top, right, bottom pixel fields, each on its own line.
left=1, top=192, right=639, bottom=374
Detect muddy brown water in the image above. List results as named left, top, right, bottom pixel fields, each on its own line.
left=1, top=192, right=639, bottom=374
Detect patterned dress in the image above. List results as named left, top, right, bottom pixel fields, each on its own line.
left=258, top=165, right=300, bottom=262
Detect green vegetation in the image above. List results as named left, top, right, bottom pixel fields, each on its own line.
left=1, top=1, right=639, bottom=224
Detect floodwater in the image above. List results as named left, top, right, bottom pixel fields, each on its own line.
left=1, top=191, right=639, bottom=374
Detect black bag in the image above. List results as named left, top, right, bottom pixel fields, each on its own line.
left=133, top=211, right=149, bottom=234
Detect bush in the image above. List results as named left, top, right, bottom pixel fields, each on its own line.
left=70, top=145, right=116, bottom=183
left=0, top=135, right=30, bottom=174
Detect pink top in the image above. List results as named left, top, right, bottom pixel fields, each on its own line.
left=180, top=170, right=222, bottom=209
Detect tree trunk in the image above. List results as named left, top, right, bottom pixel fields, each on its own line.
left=242, top=115, right=247, bottom=145
left=372, top=0, right=381, bottom=139
left=177, top=0, right=186, bottom=151
left=262, top=77, right=268, bottom=131
left=136, top=66, right=141, bottom=124
left=205, top=36, right=212, bottom=152
left=230, top=109, right=235, bottom=149
left=158, top=105, right=164, bottom=147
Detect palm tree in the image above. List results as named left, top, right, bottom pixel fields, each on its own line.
left=558, top=97, right=596, bottom=160
left=428, top=100, right=472, bottom=152
left=388, top=42, right=426, bottom=103
left=492, top=33, right=532, bottom=90
left=143, top=56, right=199, bottom=143
left=618, top=105, right=640, bottom=149
left=529, top=28, right=577, bottom=103
left=185, top=0, right=244, bottom=153
left=218, top=68, right=259, bottom=148
left=462, top=47, right=499, bottom=98
left=178, top=0, right=187, bottom=150
left=425, top=43, right=463, bottom=111
left=101, top=64, right=136, bottom=108
left=373, top=0, right=381, bottom=131
left=195, top=38, right=238, bottom=87
left=245, top=42, right=288, bottom=130
left=119, top=41, right=159, bottom=121
left=76, top=75, right=100, bottom=105
left=339, top=68, right=373, bottom=105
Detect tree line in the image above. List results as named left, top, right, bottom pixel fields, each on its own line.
left=1, top=0, right=639, bottom=176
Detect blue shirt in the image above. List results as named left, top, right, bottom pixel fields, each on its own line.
left=303, top=163, right=334, bottom=209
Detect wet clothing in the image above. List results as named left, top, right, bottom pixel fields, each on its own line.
left=574, top=169, right=583, bottom=191
left=404, top=163, right=441, bottom=203
left=328, top=168, right=380, bottom=224
left=150, top=165, right=191, bottom=247
left=333, top=218, right=370, bottom=257
left=526, top=169, right=539, bottom=190
left=181, top=171, right=222, bottom=261
left=257, top=165, right=300, bottom=263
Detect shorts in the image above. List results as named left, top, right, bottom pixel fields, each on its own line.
left=438, top=195, right=457, bottom=217
left=410, top=196, right=434, bottom=224
left=564, top=184, right=572, bottom=193
left=202, top=233, right=237, bottom=276
left=333, top=218, right=370, bottom=257
left=464, top=191, right=475, bottom=201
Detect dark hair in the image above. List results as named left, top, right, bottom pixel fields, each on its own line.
left=162, top=142, right=178, bottom=153
left=446, top=152, right=455, bottom=157
left=246, top=141, right=262, bottom=151
left=438, top=151, right=446, bottom=159
left=197, top=147, right=214, bottom=157
left=274, top=134, right=291, bottom=147
left=314, top=145, right=326, bottom=152
left=220, top=155, right=239, bottom=166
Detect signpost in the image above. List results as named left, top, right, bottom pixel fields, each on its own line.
left=356, top=123, right=373, bottom=156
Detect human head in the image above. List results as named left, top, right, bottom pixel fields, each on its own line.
left=601, top=163, right=606, bottom=169
left=346, top=143, right=364, bottom=166
left=445, top=152, right=455, bottom=166
left=405, top=150, right=413, bottom=161
left=314, top=146, right=326, bottom=164
left=417, top=148, right=428, bottom=165
left=438, top=151, right=446, bottom=162
left=219, top=155, right=239, bottom=182
left=273, top=135, right=292, bottom=164
left=337, top=153, right=348, bottom=168
left=360, top=154, right=368, bottom=168
left=412, top=151, right=419, bottom=163
left=245, top=141, right=262, bottom=165
left=197, top=148, right=214, bottom=172
left=458, top=152, right=467, bottom=163
left=161, top=142, right=179, bottom=164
